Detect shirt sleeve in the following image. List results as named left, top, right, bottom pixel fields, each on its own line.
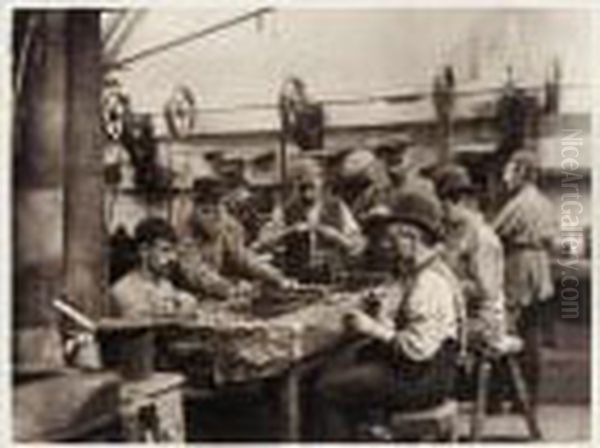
left=492, top=194, right=522, bottom=239
left=390, top=271, right=457, bottom=362
left=178, top=249, right=233, bottom=300
left=472, top=233, right=504, bottom=307
left=253, top=206, right=287, bottom=251
left=470, top=233, right=506, bottom=337
left=338, top=201, right=366, bottom=255
left=226, top=235, right=286, bottom=286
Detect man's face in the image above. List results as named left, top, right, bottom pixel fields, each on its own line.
left=296, top=177, right=322, bottom=205
left=192, top=202, right=221, bottom=237
left=502, top=161, right=522, bottom=192
left=388, top=157, right=410, bottom=185
left=441, top=198, right=461, bottom=224
left=147, top=238, right=176, bottom=277
left=387, top=222, right=422, bottom=264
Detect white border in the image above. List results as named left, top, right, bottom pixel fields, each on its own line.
left=1, top=2, right=598, bottom=447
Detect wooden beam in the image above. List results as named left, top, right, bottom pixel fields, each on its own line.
left=64, top=11, right=106, bottom=318
left=14, top=12, right=67, bottom=329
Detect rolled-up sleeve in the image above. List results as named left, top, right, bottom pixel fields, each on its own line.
left=390, top=271, right=457, bottom=362
left=178, top=249, right=233, bottom=299
left=338, top=201, right=366, bottom=255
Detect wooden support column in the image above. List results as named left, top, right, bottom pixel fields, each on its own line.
left=13, top=11, right=67, bottom=366
left=63, top=11, right=106, bottom=319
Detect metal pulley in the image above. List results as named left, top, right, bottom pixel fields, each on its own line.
left=101, top=81, right=131, bottom=141
left=164, top=85, right=197, bottom=138
left=278, top=77, right=324, bottom=151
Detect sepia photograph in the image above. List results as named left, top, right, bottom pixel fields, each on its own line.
left=9, top=4, right=593, bottom=443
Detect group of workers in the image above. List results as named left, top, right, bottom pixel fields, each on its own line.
left=109, top=136, right=558, bottom=440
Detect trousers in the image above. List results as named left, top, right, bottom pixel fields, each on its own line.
left=313, top=339, right=457, bottom=441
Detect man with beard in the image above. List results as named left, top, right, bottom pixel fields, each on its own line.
left=313, top=189, right=463, bottom=441
left=177, top=174, right=293, bottom=300
left=253, top=157, right=364, bottom=283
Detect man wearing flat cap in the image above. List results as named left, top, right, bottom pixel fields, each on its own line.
left=338, top=149, right=392, bottom=226
left=177, top=171, right=293, bottom=300
left=314, top=189, right=464, bottom=440
left=374, top=136, right=435, bottom=195
left=253, top=157, right=365, bottom=283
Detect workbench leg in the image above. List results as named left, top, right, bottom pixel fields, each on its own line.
left=277, top=370, right=302, bottom=441
left=470, top=359, right=491, bottom=441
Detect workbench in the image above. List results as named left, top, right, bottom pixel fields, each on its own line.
left=161, top=284, right=401, bottom=441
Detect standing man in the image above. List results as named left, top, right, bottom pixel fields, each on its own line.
left=253, top=157, right=364, bottom=283
left=493, top=150, right=557, bottom=408
left=313, top=189, right=463, bottom=441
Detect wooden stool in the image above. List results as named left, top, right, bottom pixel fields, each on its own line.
left=469, top=335, right=542, bottom=441
left=119, top=372, right=186, bottom=442
left=390, top=399, right=459, bottom=442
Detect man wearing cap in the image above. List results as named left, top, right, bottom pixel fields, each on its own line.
left=434, top=164, right=508, bottom=351
left=110, top=217, right=197, bottom=318
left=253, top=157, right=365, bottom=283
left=337, top=149, right=392, bottom=226
left=375, top=137, right=435, bottom=196
left=314, top=189, right=463, bottom=440
left=177, top=174, right=293, bottom=300
left=493, top=150, right=557, bottom=407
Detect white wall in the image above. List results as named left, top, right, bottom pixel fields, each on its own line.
left=104, top=9, right=592, bottom=134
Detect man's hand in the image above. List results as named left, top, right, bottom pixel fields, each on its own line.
left=174, top=291, right=197, bottom=314
left=230, top=280, right=254, bottom=298
left=314, top=223, right=341, bottom=240
left=345, top=309, right=395, bottom=342
left=277, top=277, right=300, bottom=290
left=289, top=221, right=311, bottom=235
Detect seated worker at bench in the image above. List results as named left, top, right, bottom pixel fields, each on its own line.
left=314, top=189, right=464, bottom=441
left=433, top=163, right=508, bottom=351
left=110, top=217, right=197, bottom=318
left=177, top=174, right=296, bottom=300
left=253, top=157, right=365, bottom=283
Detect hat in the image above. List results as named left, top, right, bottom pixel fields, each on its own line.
left=388, top=189, right=443, bottom=239
left=191, top=173, right=226, bottom=204
left=363, top=204, right=393, bottom=225
left=341, top=149, right=377, bottom=179
left=432, top=163, right=474, bottom=199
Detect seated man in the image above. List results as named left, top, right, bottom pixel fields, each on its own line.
left=353, top=204, right=398, bottom=281
left=314, top=189, right=463, bottom=441
left=434, top=163, right=508, bottom=351
left=110, top=217, right=197, bottom=318
left=253, top=157, right=365, bottom=283
left=177, top=174, right=293, bottom=300
left=337, top=148, right=392, bottom=227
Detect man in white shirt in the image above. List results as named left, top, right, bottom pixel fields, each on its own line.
left=314, top=189, right=463, bottom=441
left=434, top=163, right=508, bottom=351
